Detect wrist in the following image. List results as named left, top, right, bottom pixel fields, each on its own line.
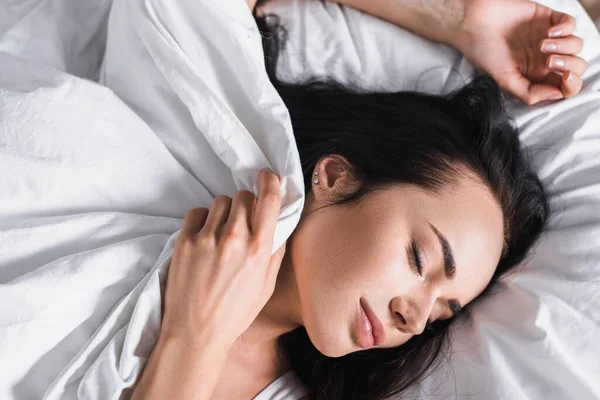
left=330, top=0, right=468, bottom=48
left=131, top=332, right=231, bottom=400
left=158, top=323, right=234, bottom=355
left=155, top=332, right=230, bottom=367
left=421, top=0, right=468, bottom=48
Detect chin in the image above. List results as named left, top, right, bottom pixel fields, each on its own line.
left=311, top=338, right=349, bottom=358
left=304, top=321, right=354, bottom=358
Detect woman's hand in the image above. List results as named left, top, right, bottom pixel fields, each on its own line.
left=161, top=169, right=287, bottom=348
left=331, top=0, right=586, bottom=105
left=455, top=0, right=587, bottom=105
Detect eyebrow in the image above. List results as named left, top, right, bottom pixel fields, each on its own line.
left=429, top=223, right=456, bottom=280
left=428, top=223, right=462, bottom=317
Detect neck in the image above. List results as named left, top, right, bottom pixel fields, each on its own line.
left=231, top=240, right=303, bottom=353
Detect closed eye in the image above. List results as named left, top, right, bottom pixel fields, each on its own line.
left=407, top=240, right=423, bottom=277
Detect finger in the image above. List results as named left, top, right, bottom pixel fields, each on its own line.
left=203, top=195, right=232, bottom=234
left=560, top=70, right=583, bottom=98
left=181, top=207, right=209, bottom=237
left=227, top=190, right=257, bottom=229
left=548, top=12, right=576, bottom=38
left=251, top=169, right=282, bottom=244
left=263, top=241, right=287, bottom=298
left=547, top=54, right=588, bottom=76
left=540, top=36, right=583, bottom=55
left=495, top=73, right=563, bottom=105
left=542, top=70, right=563, bottom=88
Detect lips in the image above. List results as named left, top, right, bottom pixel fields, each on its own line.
left=359, top=297, right=387, bottom=347
left=357, top=302, right=374, bottom=349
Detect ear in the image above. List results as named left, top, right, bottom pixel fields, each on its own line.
left=311, top=155, right=360, bottom=203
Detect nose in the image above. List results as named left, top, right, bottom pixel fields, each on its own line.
left=390, top=295, right=434, bottom=335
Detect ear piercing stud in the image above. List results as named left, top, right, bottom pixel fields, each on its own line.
left=313, top=171, right=319, bottom=184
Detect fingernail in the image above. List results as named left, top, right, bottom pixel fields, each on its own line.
left=550, top=56, right=565, bottom=69
left=549, top=29, right=562, bottom=38
left=260, top=168, right=280, bottom=181
left=541, top=41, right=558, bottom=52
left=566, top=71, right=573, bottom=81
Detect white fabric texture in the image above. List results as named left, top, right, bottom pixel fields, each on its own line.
left=0, top=0, right=304, bottom=399
left=0, top=0, right=113, bottom=80
left=1, top=0, right=600, bottom=399
left=253, top=371, right=311, bottom=400
left=265, top=0, right=600, bottom=399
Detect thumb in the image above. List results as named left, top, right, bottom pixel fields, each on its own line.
left=269, top=241, right=287, bottom=270
left=264, top=240, right=287, bottom=293
left=495, top=72, right=562, bottom=105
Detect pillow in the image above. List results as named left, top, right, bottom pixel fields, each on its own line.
left=264, top=0, right=600, bottom=398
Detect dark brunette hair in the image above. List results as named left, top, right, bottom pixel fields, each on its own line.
left=255, top=9, right=550, bottom=400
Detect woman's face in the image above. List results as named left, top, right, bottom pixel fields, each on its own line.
left=288, top=157, right=504, bottom=357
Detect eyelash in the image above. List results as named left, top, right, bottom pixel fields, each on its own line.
left=408, top=240, right=424, bottom=277
left=407, top=240, right=454, bottom=333
left=449, top=300, right=462, bottom=316
left=408, top=241, right=436, bottom=332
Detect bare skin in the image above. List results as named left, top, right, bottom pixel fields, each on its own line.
left=258, top=0, right=587, bottom=104
left=132, top=155, right=503, bottom=400
left=132, top=1, right=587, bottom=399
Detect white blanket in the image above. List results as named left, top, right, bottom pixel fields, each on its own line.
left=1, top=0, right=600, bottom=399
left=0, top=0, right=304, bottom=398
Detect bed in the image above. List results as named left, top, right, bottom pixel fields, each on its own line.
left=0, top=0, right=599, bottom=399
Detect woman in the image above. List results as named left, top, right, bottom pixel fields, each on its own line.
left=131, top=0, right=587, bottom=399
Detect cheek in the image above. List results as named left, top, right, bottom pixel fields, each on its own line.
left=289, top=208, right=411, bottom=356
left=291, top=208, right=402, bottom=303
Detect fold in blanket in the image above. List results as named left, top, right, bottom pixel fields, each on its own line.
left=0, top=0, right=304, bottom=398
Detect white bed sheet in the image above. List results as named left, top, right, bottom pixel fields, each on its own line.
left=1, top=0, right=599, bottom=399
left=0, top=0, right=304, bottom=398
left=0, top=0, right=112, bottom=80
left=265, top=0, right=600, bottom=398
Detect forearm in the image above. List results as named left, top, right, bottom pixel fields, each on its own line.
left=329, top=0, right=466, bottom=47
left=131, top=333, right=229, bottom=400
